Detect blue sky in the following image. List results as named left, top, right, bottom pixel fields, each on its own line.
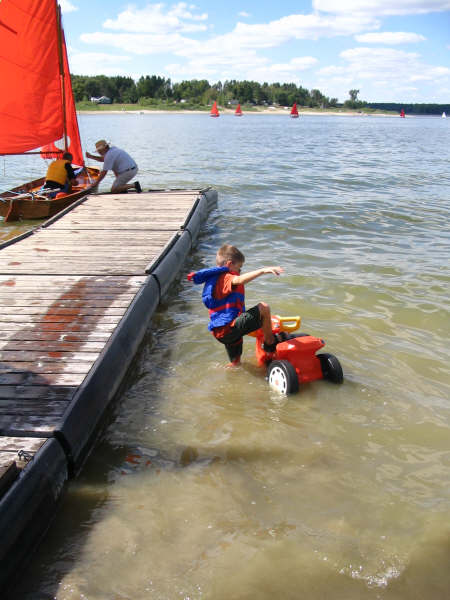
left=60, top=0, right=450, bottom=103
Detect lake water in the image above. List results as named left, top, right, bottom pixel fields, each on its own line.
left=1, top=113, right=450, bottom=599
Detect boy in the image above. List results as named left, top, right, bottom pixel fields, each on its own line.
left=188, top=244, right=284, bottom=366
left=43, top=152, right=77, bottom=193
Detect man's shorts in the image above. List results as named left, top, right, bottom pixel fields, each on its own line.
left=217, top=305, right=262, bottom=361
left=111, top=165, right=138, bottom=191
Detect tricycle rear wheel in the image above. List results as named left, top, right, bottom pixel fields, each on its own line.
left=267, top=360, right=299, bottom=395
left=317, top=353, right=343, bottom=384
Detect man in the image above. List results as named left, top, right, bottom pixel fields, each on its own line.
left=43, top=152, right=77, bottom=193
left=86, top=140, right=142, bottom=193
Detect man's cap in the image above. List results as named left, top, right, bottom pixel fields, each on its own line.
left=95, top=139, right=109, bottom=151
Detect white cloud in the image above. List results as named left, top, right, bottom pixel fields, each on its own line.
left=164, top=54, right=318, bottom=85
left=290, top=57, right=319, bottom=69
left=60, top=0, right=78, bottom=13
left=314, top=0, right=450, bottom=16
left=355, top=31, right=426, bottom=44
left=248, top=57, right=318, bottom=83
left=102, top=3, right=208, bottom=34
left=82, top=10, right=380, bottom=56
left=226, top=13, right=379, bottom=47
left=316, top=46, right=450, bottom=101
left=80, top=32, right=198, bottom=55
left=239, top=12, right=251, bottom=18
left=68, top=51, right=132, bottom=76
left=313, top=0, right=450, bottom=17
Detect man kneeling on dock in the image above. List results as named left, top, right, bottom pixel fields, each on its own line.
left=86, top=140, right=142, bottom=193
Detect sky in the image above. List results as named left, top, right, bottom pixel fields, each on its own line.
left=59, top=0, right=450, bottom=103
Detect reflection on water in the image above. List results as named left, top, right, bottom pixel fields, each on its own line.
left=4, top=114, right=450, bottom=599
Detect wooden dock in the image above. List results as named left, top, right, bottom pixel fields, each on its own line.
left=0, top=188, right=216, bottom=591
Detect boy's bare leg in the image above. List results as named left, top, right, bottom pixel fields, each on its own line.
left=226, top=358, right=241, bottom=368
left=258, top=302, right=275, bottom=346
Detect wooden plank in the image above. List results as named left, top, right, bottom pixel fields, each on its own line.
left=0, top=414, right=63, bottom=434
left=0, top=306, right=128, bottom=317
left=0, top=314, right=125, bottom=324
left=0, top=386, right=75, bottom=400
left=0, top=340, right=106, bottom=352
left=0, top=459, right=19, bottom=496
left=0, top=362, right=93, bottom=375
left=0, top=331, right=113, bottom=342
left=0, top=372, right=85, bottom=385
left=0, top=275, right=146, bottom=287
left=0, top=322, right=116, bottom=332
left=0, top=351, right=100, bottom=363
left=0, top=297, right=134, bottom=308
left=0, top=267, right=152, bottom=275
left=0, top=400, right=69, bottom=417
left=0, top=437, right=47, bottom=454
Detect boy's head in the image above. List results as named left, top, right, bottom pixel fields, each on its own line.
left=216, top=244, right=245, bottom=270
left=62, top=152, right=73, bottom=161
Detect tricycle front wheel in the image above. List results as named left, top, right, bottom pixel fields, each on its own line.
left=267, top=360, right=299, bottom=395
left=317, top=353, right=343, bottom=384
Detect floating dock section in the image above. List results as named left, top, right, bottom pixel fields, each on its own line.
left=0, top=188, right=217, bottom=591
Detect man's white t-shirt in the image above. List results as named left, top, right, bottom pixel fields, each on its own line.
left=103, top=146, right=136, bottom=175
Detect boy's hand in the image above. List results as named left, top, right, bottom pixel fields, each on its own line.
left=264, top=266, right=283, bottom=276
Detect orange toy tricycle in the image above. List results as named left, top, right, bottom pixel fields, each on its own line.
left=252, top=315, right=343, bottom=394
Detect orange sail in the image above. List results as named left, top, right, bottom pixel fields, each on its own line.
left=235, top=103, right=243, bottom=116
left=210, top=101, right=219, bottom=117
left=290, top=102, right=299, bottom=118
left=0, top=0, right=84, bottom=165
left=41, top=24, right=84, bottom=165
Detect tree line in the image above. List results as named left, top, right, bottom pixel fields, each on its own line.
left=365, top=102, right=450, bottom=115
left=72, top=75, right=449, bottom=114
left=71, top=74, right=338, bottom=108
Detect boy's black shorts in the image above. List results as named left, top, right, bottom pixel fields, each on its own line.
left=216, top=305, right=262, bottom=361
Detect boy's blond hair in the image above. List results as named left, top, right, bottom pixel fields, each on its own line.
left=216, top=244, right=245, bottom=266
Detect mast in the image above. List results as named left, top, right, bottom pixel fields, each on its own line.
left=56, top=2, right=68, bottom=152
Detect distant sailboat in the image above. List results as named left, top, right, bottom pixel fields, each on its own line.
left=290, top=102, right=299, bottom=118
left=442, top=112, right=447, bottom=118
left=210, top=101, right=219, bottom=117
left=235, top=103, right=243, bottom=116
left=400, top=109, right=405, bottom=118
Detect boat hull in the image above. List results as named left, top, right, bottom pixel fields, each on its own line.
left=0, top=167, right=101, bottom=222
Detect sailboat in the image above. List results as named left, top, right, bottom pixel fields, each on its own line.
left=442, top=112, right=447, bottom=118
left=0, top=0, right=101, bottom=222
left=210, top=101, right=220, bottom=117
left=290, top=102, right=299, bottom=118
left=400, top=109, right=405, bottom=118
left=235, top=103, right=243, bottom=116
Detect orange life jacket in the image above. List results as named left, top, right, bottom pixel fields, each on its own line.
left=45, top=159, right=70, bottom=185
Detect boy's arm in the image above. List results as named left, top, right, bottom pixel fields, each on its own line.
left=231, top=266, right=283, bottom=286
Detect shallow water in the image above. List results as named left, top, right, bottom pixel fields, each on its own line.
left=2, top=114, right=450, bottom=599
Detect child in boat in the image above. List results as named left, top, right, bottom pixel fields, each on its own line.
left=188, top=244, right=284, bottom=366
left=43, top=152, right=77, bottom=194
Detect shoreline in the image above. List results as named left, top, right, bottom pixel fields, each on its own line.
left=78, top=108, right=401, bottom=117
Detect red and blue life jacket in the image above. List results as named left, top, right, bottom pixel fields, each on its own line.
left=187, top=266, right=245, bottom=331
